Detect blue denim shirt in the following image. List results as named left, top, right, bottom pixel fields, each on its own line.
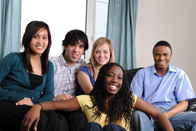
left=130, top=63, right=195, bottom=108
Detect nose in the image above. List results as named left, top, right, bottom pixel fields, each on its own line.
left=73, top=45, right=79, bottom=52
left=99, top=52, right=104, bottom=57
left=37, top=37, right=43, bottom=44
left=111, top=76, right=117, bottom=82
left=159, top=55, right=164, bottom=60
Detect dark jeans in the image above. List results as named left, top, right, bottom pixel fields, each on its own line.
left=0, top=101, right=67, bottom=131
left=56, top=110, right=87, bottom=131
left=83, top=122, right=127, bottom=131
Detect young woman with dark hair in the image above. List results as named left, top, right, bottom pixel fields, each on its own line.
left=21, top=63, right=173, bottom=131
left=0, top=21, right=66, bottom=131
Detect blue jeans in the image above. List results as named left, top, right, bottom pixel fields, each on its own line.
left=83, top=122, right=127, bottom=131
left=134, top=106, right=196, bottom=131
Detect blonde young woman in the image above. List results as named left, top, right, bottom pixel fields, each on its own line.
left=77, top=37, right=115, bottom=95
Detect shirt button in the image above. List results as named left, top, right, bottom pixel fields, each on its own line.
left=31, top=90, right=33, bottom=93
left=32, top=97, right=34, bottom=100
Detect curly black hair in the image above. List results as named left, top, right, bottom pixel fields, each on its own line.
left=89, top=62, right=135, bottom=129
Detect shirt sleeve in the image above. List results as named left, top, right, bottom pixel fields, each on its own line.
left=0, top=53, right=25, bottom=102
left=175, top=70, right=195, bottom=102
left=76, top=95, right=91, bottom=111
left=133, top=94, right=137, bottom=107
left=130, top=69, right=145, bottom=98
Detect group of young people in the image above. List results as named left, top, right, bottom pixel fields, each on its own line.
left=0, top=20, right=195, bottom=131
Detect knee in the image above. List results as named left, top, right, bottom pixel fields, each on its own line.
left=84, top=122, right=102, bottom=131
left=70, top=111, right=87, bottom=122
left=134, top=110, right=148, bottom=120
left=103, top=124, right=126, bottom=131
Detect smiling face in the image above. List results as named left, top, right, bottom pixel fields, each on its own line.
left=153, top=46, right=172, bottom=71
left=64, top=40, right=85, bottom=66
left=105, top=65, right=123, bottom=96
left=94, top=43, right=111, bottom=67
left=30, top=28, right=48, bottom=55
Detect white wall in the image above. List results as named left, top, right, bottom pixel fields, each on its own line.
left=135, top=0, right=196, bottom=92
left=21, top=0, right=86, bottom=57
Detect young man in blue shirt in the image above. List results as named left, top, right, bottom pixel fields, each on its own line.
left=130, top=40, right=196, bottom=131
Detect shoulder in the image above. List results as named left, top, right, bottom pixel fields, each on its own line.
left=49, top=55, right=60, bottom=63
left=134, top=66, right=152, bottom=75
left=80, top=65, right=89, bottom=71
left=76, top=95, right=91, bottom=104
left=48, top=60, right=54, bottom=69
left=169, top=64, right=188, bottom=77
left=1, top=52, right=22, bottom=63
left=4, top=52, right=22, bottom=59
left=78, top=58, right=86, bottom=64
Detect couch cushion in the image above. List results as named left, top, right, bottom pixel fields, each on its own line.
left=124, top=68, right=143, bottom=86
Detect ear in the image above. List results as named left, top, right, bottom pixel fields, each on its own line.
left=170, top=52, right=173, bottom=58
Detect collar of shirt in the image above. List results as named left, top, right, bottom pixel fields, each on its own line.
left=150, top=63, right=177, bottom=77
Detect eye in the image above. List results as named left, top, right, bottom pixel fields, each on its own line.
left=43, top=36, right=48, bottom=40
left=118, top=76, right=122, bottom=80
left=104, top=50, right=108, bottom=53
left=33, top=35, right=38, bottom=38
left=95, top=51, right=100, bottom=54
left=107, top=74, right=113, bottom=77
left=80, top=45, right=84, bottom=49
left=154, top=54, right=160, bottom=57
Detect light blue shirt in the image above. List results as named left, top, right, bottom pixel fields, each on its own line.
left=130, top=64, right=195, bottom=109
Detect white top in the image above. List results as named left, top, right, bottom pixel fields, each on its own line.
left=50, top=54, right=85, bottom=96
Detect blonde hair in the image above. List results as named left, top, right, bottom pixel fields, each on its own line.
left=80, top=37, right=115, bottom=79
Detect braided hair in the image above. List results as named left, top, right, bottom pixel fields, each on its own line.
left=89, top=62, right=135, bottom=129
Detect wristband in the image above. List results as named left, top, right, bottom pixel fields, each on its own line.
left=37, top=103, right=43, bottom=110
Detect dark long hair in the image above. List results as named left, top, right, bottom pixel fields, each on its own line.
left=22, top=21, right=52, bottom=74
left=89, top=62, right=135, bottom=129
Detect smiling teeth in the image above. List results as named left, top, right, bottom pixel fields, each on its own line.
left=36, top=46, right=43, bottom=49
left=110, top=85, right=116, bottom=89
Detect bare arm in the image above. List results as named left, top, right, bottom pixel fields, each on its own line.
left=54, top=94, right=73, bottom=101
left=165, top=100, right=188, bottom=119
left=21, top=97, right=80, bottom=131
left=135, top=97, right=173, bottom=131
left=77, top=71, right=93, bottom=94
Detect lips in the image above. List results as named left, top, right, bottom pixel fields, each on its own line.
left=36, top=45, right=44, bottom=49
left=72, top=53, right=78, bottom=58
left=110, top=85, right=117, bottom=90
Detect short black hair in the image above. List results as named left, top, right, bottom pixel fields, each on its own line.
left=62, top=29, right=89, bottom=54
left=153, top=40, right=172, bottom=53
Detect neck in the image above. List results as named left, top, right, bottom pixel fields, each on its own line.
left=156, top=67, right=168, bottom=76
left=96, top=65, right=102, bottom=71
left=30, top=54, right=41, bottom=61
left=64, top=55, right=77, bottom=66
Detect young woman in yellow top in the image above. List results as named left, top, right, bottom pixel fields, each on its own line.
left=21, top=63, right=173, bottom=131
